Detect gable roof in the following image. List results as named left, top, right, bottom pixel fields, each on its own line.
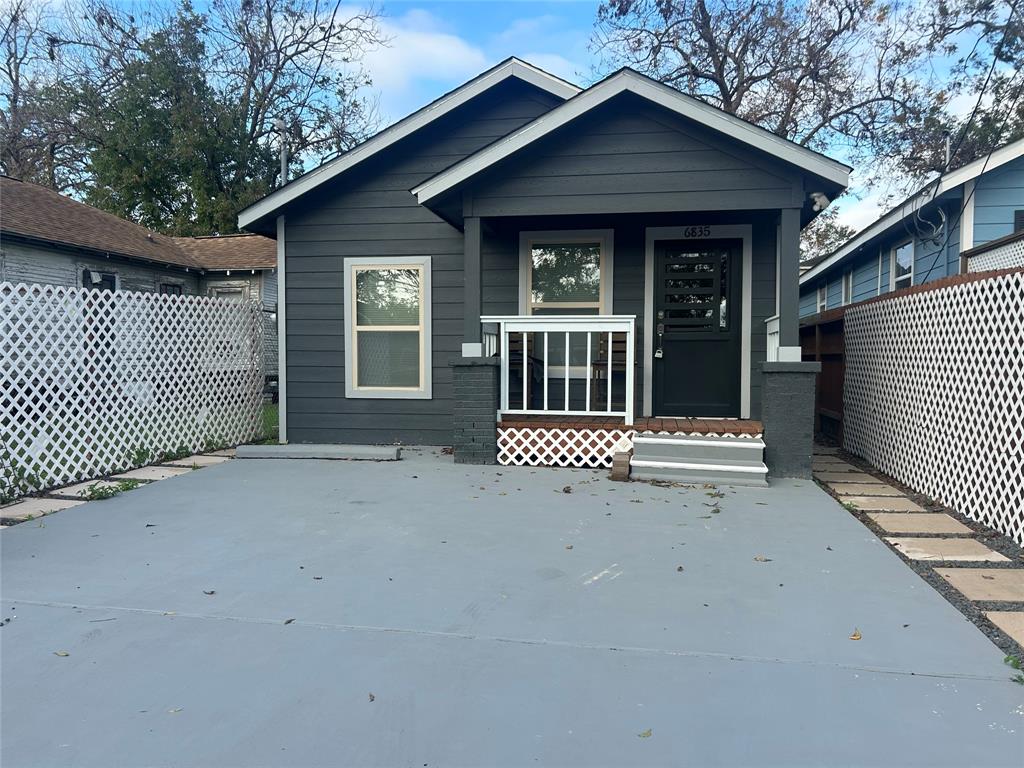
left=173, top=234, right=276, bottom=270
left=412, top=68, right=851, bottom=205
left=800, top=135, right=1024, bottom=285
left=237, top=57, right=581, bottom=230
left=1, top=175, right=202, bottom=269
left=0, top=176, right=275, bottom=272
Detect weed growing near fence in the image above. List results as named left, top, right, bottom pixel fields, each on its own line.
left=81, top=480, right=142, bottom=501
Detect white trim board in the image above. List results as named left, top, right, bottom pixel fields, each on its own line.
left=276, top=215, right=287, bottom=444
left=643, top=225, right=752, bottom=419
left=238, top=59, right=579, bottom=229
left=801, top=135, right=1024, bottom=284
left=413, top=70, right=850, bottom=204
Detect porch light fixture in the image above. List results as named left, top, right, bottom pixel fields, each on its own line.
left=810, top=192, right=830, bottom=212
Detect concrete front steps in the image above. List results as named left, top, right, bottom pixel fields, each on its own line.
left=629, top=434, right=768, bottom=487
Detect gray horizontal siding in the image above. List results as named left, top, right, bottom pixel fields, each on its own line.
left=283, top=78, right=563, bottom=445
left=466, top=94, right=804, bottom=218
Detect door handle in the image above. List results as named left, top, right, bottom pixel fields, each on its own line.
left=655, top=323, right=664, bottom=358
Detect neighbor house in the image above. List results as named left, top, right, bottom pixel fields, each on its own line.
left=238, top=58, right=850, bottom=479
left=799, top=137, right=1024, bottom=316
left=0, top=176, right=279, bottom=380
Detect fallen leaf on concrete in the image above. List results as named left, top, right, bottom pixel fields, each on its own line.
left=849, top=628, right=862, bottom=641
left=168, top=708, right=183, bottom=714
left=676, top=566, right=684, bottom=572
left=284, top=618, right=295, bottom=625
left=53, top=650, right=69, bottom=657
left=313, top=576, right=323, bottom=580
left=203, top=590, right=216, bottom=595
left=368, top=693, right=375, bottom=702
left=561, top=486, right=573, bottom=494
left=565, top=544, right=574, bottom=550
left=638, top=729, right=652, bottom=738
left=145, top=524, right=157, bottom=528
left=753, top=555, right=772, bottom=562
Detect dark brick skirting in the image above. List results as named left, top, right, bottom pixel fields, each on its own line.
left=451, top=359, right=499, bottom=465
left=761, top=361, right=821, bottom=479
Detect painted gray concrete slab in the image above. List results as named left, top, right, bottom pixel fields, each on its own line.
left=2, top=451, right=1022, bottom=767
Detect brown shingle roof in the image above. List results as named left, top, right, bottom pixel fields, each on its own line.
left=0, top=176, right=276, bottom=272
left=173, top=234, right=276, bottom=270
left=0, top=176, right=201, bottom=268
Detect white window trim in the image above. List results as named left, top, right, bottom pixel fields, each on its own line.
left=518, top=230, right=613, bottom=379
left=841, top=270, right=853, bottom=305
left=817, top=285, right=827, bottom=313
left=344, top=256, right=432, bottom=400
left=890, top=240, right=914, bottom=291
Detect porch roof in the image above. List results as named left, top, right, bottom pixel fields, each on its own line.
left=412, top=68, right=851, bottom=214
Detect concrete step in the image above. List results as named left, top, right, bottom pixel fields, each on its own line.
left=236, top=444, right=401, bottom=461
left=629, top=459, right=769, bottom=487
left=632, top=434, right=765, bottom=465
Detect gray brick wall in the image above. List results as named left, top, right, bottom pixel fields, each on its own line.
left=451, top=360, right=499, bottom=464
left=760, top=362, right=821, bottom=478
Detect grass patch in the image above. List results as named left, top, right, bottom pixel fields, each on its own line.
left=257, top=403, right=279, bottom=444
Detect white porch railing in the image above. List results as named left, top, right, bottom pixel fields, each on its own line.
left=765, top=315, right=780, bottom=362
left=480, top=315, right=636, bottom=425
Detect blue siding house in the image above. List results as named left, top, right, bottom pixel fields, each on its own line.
left=799, top=138, right=1024, bottom=316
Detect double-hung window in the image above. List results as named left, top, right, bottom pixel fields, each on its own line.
left=842, top=271, right=853, bottom=305
left=344, top=256, right=431, bottom=399
left=817, top=285, right=827, bottom=313
left=891, top=241, right=913, bottom=290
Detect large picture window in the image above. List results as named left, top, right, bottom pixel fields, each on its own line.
left=891, top=241, right=913, bottom=290
left=344, top=256, right=431, bottom=399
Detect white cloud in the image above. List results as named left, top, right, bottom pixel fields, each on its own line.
left=363, top=9, right=489, bottom=119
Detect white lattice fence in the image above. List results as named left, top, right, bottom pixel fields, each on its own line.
left=966, top=236, right=1024, bottom=272
left=1, top=283, right=264, bottom=500
left=843, top=271, right=1024, bottom=544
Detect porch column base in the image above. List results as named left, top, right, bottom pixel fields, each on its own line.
left=760, top=361, right=821, bottom=479
left=450, top=358, right=499, bottom=465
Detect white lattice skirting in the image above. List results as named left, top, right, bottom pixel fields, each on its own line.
left=844, top=270, right=1024, bottom=545
left=497, top=427, right=762, bottom=468
left=1, top=282, right=264, bottom=499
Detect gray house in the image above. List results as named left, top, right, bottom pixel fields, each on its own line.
left=0, top=176, right=279, bottom=378
left=239, top=59, right=850, bottom=478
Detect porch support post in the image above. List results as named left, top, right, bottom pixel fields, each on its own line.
left=462, top=211, right=483, bottom=358
left=777, top=207, right=802, bottom=362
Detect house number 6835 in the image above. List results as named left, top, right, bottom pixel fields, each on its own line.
left=682, top=225, right=711, bottom=237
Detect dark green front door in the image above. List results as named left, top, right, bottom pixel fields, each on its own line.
left=653, top=239, right=741, bottom=417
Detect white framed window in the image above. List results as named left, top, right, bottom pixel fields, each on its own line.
left=891, top=240, right=913, bottom=290
left=842, top=270, right=853, bottom=305
left=518, top=230, right=613, bottom=315
left=344, top=256, right=432, bottom=399
left=817, top=285, right=827, bottom=313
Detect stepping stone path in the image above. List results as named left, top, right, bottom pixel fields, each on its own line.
left=813, top=445, right=1024, bottom=653
left=0, top=448, right=237, bottom=529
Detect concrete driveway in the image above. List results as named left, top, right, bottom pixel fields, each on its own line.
left=2, top=450, right=1022, bottom=767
